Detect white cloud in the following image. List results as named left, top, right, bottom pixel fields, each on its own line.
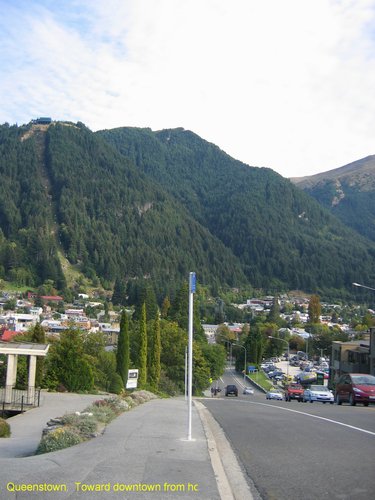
left=0, top=0, right=374, bottom=177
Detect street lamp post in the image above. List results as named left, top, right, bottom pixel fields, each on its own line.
left=352, top=282, right=375, bottom=292
left=233, top=343, right=247, bottom=381
left=215, top=334, right=233, bottom=368
left=268, top=336, right=289, bottom=379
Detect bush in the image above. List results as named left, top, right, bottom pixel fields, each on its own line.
left=84, top=405, right=116, bottom=424
left=109, top=373, right=124, bottom=394
left=0, top=418, right=11, bottom=438
left=36, top=427, right=82, bottom=454
left=76, top=416, right=97, bottom=437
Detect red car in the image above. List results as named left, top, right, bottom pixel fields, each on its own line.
left=335, top=373, right=375, bottom=406
left=285, top=383, right=304, bottom=402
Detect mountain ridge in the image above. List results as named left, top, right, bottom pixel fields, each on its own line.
left=290, top=155, right=375, bottom=242
left=1, top=120, right=375, bottom=298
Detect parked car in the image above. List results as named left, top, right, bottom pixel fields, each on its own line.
left=303, top=385, right=334, bottom=403
left=225, top=384, right=238, bottom=397
left=285, top=383, right=304, bottom=402
left=268, top=370, right=284, bottom=379
left=335, top=373, right=375, bottom=406
left=266, top=390, right=284, bottom=400
left=243, top=386, right=254, bottom=395
left=263, top=365, right=277, bottom=373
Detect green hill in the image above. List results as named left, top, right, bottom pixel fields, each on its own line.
left=1, top=121, right=375, bottom=298
left=291, top=155, right=375, bottom=243
left=98, top=127, right=375, bottom=294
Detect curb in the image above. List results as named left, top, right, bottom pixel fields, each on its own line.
left=194, top=400, right=253, bottom=500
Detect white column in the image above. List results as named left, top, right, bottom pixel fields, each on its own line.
left=5, top=354, right=18, bottom=403
left=27, top=355, right=37, bottom=404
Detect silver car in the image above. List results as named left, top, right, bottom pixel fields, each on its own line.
left=303, top=385, right=334, bottom=404
left=266, top=390, right=283, bottom=400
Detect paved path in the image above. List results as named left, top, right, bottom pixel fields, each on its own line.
left=0, top=393, right=253, bottom=500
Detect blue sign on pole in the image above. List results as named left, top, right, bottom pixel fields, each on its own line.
left=190, top=272, right=196, bottom=293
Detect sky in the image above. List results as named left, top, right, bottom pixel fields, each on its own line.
left=1, top=0, right=375, bottom=178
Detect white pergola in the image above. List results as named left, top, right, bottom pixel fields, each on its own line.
left=0, top=342, right=49, bottom=404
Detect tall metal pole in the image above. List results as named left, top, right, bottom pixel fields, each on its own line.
left=187, top=272, right=196, bottom=441
left=184, top=346, right=187, bottom=400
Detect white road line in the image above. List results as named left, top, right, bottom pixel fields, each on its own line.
left=244, top=400, right=375, bottom=437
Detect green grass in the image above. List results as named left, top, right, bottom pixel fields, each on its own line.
left=248, top=371, right=274, bottom=391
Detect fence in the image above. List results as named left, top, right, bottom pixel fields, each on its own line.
left=0, top=387, right=41, bottom=415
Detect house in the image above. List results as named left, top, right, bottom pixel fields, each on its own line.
left=329, top=329, right=375, bottom=388
left=41, top=295, right=64, bottom=303
left=0, top=330, right=20, bottom=341
left=202, top=324, right=219, bottom=343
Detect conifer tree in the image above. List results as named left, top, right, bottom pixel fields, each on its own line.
left=268, top=296, right=281, bottom=324
left=149, top=310, right=161, bottom=390
left=308, top=294, right=321, bottom=324
left=31, top=322, right=45, bottom=387
left=116, top=309, right=129, bottom=389
left=138, top=302, right=147, bottom=387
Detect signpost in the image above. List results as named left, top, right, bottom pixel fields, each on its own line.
left=187, top=272, right=195, bottom=441
left=126, top=369, right=139, bottom=389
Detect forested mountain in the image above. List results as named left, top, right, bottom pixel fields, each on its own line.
left=0, top=122, right=248, bottom=298
left=291, top=156, right=375, bottom=243
left=98, top=126, right=375, bottom=294
left=1, top=120, right=375, bottom=298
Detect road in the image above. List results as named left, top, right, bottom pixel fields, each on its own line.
left=201, top=369, right=375, bottom=500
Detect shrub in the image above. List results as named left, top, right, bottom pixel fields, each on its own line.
left=109, top=373, right=124, bottom=394
left=36, top=427, right=82, bottom=454
left=76, top=416, right=97, bottom=437
left=84, top=405, right=116, bottom=424
left=0, top=418, right=11, bottom=438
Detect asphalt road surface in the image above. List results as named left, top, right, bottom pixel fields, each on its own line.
left=201, top=370, right=375, bottom=500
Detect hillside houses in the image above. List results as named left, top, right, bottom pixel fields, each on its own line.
left=0, top=293, right=121, bottom=345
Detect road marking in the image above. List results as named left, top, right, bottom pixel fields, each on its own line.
left=243, top=401, right=375, bottom=437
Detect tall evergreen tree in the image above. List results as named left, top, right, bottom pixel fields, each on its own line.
left=268, top=296, right=281, bottom=325
left=112, top=278, right=127, bottom=306
left=31, top=322, right=46, bottom=387
left=116, top=309, right=129, bottom=389
left=148, top=310, right=161, bottom=390
left=308, top=294, right=321, bottom=324
left=138, top=302, right=148, bottom=388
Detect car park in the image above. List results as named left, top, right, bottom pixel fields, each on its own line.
left=225, top=384, right=238, bottom=397
left=303, top=385, right=334, bottom=403
left=243, top=386, right=254, bottom=395
left=335, top=373, right=375, bottom=406
left=266, top=390, right=284, bottom=400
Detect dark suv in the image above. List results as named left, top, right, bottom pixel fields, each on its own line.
left=225, top=384, right=238, bottom=397
left=335, top=373, right=375, bottom=406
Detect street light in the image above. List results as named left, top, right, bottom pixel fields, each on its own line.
left=233, top=343, right=247, bottom=381
left=352, top=282, right=375, bottom=292
left=215, top=333, right=233, bottom=368
left=268, top=336, right=289, bottom=379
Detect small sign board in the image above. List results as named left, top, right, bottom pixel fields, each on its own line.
left=126, top=369, right=139, bottom=389
left=190, top=272, right=196, bottom=293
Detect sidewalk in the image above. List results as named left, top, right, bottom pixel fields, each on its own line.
left=0, top=394, right=253, bottom=500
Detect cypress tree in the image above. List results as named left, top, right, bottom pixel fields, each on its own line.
left=116, top=309, right=129, bottom=389
left=138, top=302, right=147, bottom=388
left=31, top=322, right=46, bottom=387
left=308, top=294, right=321, bottom=324
left=149, top=310, right=161, bottom=390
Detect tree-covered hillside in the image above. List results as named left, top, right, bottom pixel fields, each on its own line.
left=98, top=126, right=375, bottom=294
left=0, top=122, right=247, bottom=297
left=291, top=155, right=375, bottom=243
left=1, top=120, right=375, bottom=298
